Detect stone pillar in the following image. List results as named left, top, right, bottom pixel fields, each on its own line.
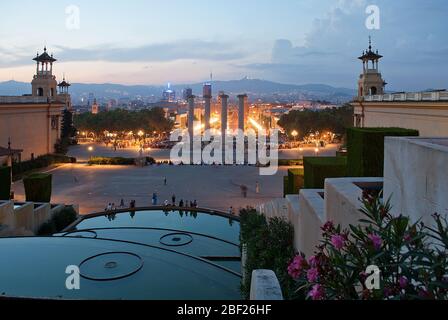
left=220, top=94, right=229, bottom=164
left=188, top=95, right=195, bottom=163
left=220, top=94, right=228, bottom=138
left=204, top=95, right=212, bottom=132
left=238, top=94, right=247, bottom=133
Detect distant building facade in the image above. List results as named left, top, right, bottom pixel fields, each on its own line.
left=352, top=40, right=448, bottom=136
left=91, top=99, right=99, bottom=114
left=0, top=47, right=71, bottom=162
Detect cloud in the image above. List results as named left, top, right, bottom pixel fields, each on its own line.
left=242, top=0, right=448, bottom=90
left=0, top=39, right=248, bottom=68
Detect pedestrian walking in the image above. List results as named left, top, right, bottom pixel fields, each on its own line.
left=172, top=194, right=176, bottom=206
left=152, top=192, right=158, bottom=206
left=241, top=185, right=248, bottom=198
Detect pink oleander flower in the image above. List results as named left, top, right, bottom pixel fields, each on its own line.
left=399, top=276, right=409, bottom=289
left=308, top=256, right=318, bottom=267
left=321, top=221, right=335, bottom=233
left=308, top=284, right=325, bottom=300
left=307, top=268, right=319, bottom=283
left=331, top=234, right=346, bottom=250
left=404, top=233, right=412, bottom=243
left=287, top=255, right=308, bottom=279
left=418, top=288, right=431, bottom=299
left=384, top=286, right=394, bottom=298
left=368, top=233, right=383, bottom=251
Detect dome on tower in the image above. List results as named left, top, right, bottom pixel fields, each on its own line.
left=33, top=47, right=57, bottom=63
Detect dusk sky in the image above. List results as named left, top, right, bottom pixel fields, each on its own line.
left=0, top=0, right=447, bottom=91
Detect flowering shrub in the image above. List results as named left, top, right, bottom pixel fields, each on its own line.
left=240, top=208, right=297, bottom=299
left=288, top=192, right=448, bottom=300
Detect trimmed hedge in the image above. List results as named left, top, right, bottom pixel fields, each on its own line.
left=240, top=208, right=297, bottom=300
left=347, top=127, right=419, bottom=177
left=278, top=159, right=304, bottom=167
left=283, top=176, right=290, bottom=197
left=13, top=154, right=76, bottom=178
left=88, top=157, right=136, bottom=165
left=37, top=205, right=78, bottom=235
left=23, top=173, right=52, bottom=203
left=288, top=168, right=304, bottom=194
left=0, top=166, right=11, bottom=200
left=303, top=157, right=347, bottom=189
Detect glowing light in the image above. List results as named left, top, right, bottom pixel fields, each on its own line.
left=248, top=117, right=263, bottom=131
left=210, top=117, right=219, bottom=125
left=88, top=146, right=94, bottom=152
left=194, top=123, right=205, bottom=131
left=138, top=130, right=144, bottom=137
left=291, top=130, right=298, bottom=137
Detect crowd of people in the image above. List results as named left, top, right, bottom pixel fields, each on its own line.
left=103, top=177, right=259, bottom=216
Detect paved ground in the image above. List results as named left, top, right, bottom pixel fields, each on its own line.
left=12, top=143, right=338, bottom=215
left=12, top=163, right=294, bottom=214
left=68, top=143, right=339, bottom=162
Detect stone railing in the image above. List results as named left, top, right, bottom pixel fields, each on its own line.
left=250, top=270, right=284, bottom=300
left=0, top=96, right=65, bottom=104
left=364, top=90, right=448, bottom=102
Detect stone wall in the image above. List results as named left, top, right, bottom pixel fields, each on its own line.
left=325, top=178, right=383, bottom=229
left=353, top=103, right=448, bottom=137
left=0, top=102, right=64, bottom=160
left=384, top=137, right=448, bottom=227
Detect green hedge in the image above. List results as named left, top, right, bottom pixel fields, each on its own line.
left=13, top=154, right=76, bottom=178
left=278, top=159, right=304, bottom=166
left=37, top=205, right=78, bottom=235
left=23, top=173, right=52, bottom=203
left=240, top=208, right=296, bottom=300
left=347, top=127, right=419, bottom=177
left=288, top=168, right=304, bottom=194
left=88, top=157, right=136, bottom=165
left=283, top=176, right=290, bottom=197
left=303, top=157, right=347, bottom=189
left=0, top=166, right=11, bottom=200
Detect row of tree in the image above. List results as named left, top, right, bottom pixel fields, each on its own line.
left=74, top=108, right=174, bottom=135
left=278, top=104, right=354, bottom=139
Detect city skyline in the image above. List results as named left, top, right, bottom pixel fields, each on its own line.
left=0, top=0, right=447, bottom=91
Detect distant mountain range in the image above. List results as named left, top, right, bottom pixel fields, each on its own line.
left=0, top=78, right=356, bottom=103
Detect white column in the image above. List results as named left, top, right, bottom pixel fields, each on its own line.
left=204, top=95, right=212, bottom=132
left=238, top=94, right=247, bottom=133
left=220, top=94, right=229, bottom=164
left=220, top=94, right=228, bottom=137
left=188, top=95, right=195, bottom=163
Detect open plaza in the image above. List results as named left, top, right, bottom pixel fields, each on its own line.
left=10, top=142, right=338, bottom=214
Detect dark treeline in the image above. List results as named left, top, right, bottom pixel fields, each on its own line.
left=74, top=108, right=174, bottom=134
left=278, top=104, right=354, bottom=139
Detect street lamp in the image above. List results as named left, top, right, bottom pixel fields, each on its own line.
left=291, top=130, right=298, bottom=148
left=291, top=130, right=298, bottom=140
